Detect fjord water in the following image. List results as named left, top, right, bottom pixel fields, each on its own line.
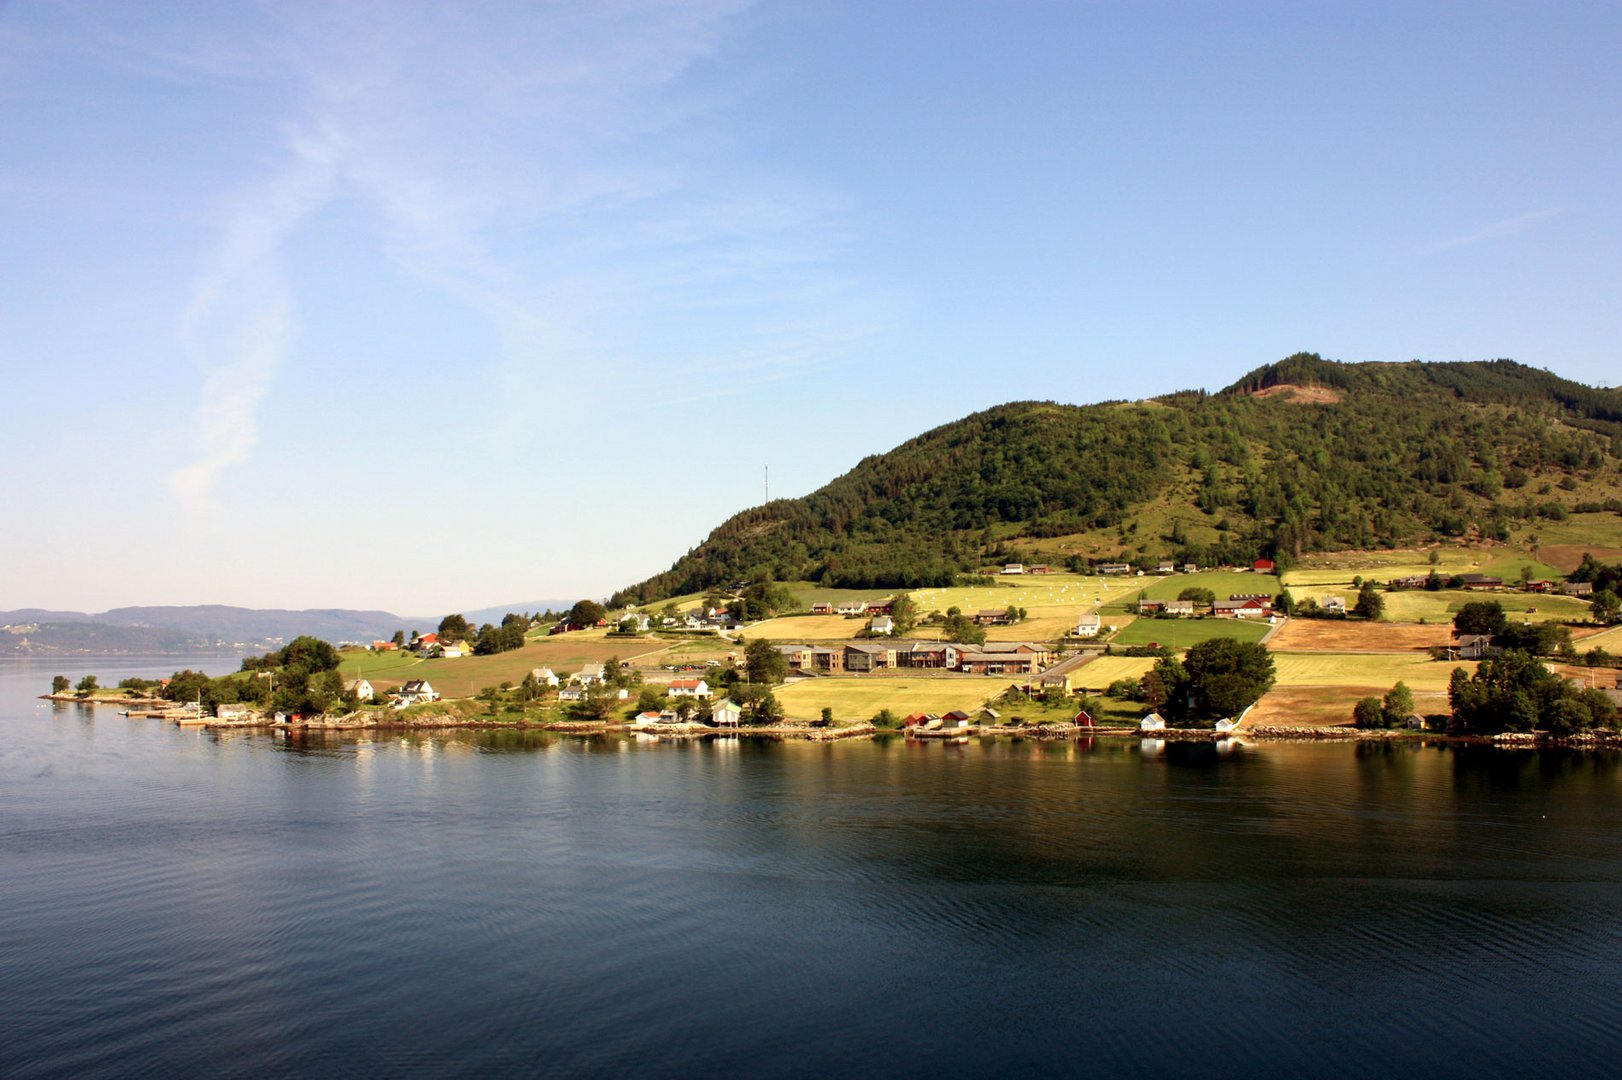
left=5, top=658, right=1622, bottom=1078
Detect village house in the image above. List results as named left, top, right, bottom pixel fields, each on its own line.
left=558, top=686, right=586, bottom=703
left=776, top=644, right=816, bottom=672
left=974, top=609, right=1012, bottom=625
left=440, top=645, right=465, bottom=659
left=530, top=667, right=560, bottom=687
left=843, top=642, right=896, bottom=671
left=1526, top=580, right=1554, bottom=593
left=1162, top=600, right=1195, bottom=616
left=810, top=602, right=834, bottom=615
left=1459, top=574, right=1503, bottom=590
left=808, top=646, right=845, bottom=672
left=573, top=663, right=606, bottom=686
left=1253, top=558, right=1276, bottom=574
left=395, top=680, right=438, bottom=706
left=1073, top=614, right=1102, bottom=638
left=1136, top=599, right=1165, bottom=615
left=897, top=642, right=959, bottom=669
left=868, top=615, right=895, bottom=635
left=1002, top=563, right=1025, bottom=575
left=668, top=678, right=710, bottom=699
left=1450, top=634, right=1501, bottom=661
left=1097, top=562, right=1132, bottom=575
left=865, top=600, right=894, bottom=616
left=343, top=678, right=375, bottom=702
left=1028, top=564, right=1052, bottom=575
left=835, top=600, right=866, bottom=616
left=371, top=640, right=398, bottom=652
left=1561, top=581, right=1594, bottom=597
left=940, top=710, right=975, bottom=729
left=1140, top=713, right=1166, bottom=731
left=1214, top=598, right=1271, bottom=618
left=216, top=702, right=258, bottom=721
left=955, top=642, right=1052, bottom=675
left=1157, top=561, right=1176, bottom=574
left=711, top=699, right=742, bottom=726
left=1321, top=596, right=1347, bottom=614
left=1181, top=563, right=1198, bottom=574
left=1392, top=575, right=1431, bottom=589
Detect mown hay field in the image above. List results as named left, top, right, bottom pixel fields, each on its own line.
left=1247, top=686, right=1452, bottom=727
left=1067, top=656, right=1156, bottom=691
left=1267, top=620, right=1454, bottom=652
left=911, top=576, right=1137, bottom=616
left=1100, top=570, right=1267, bottom=610
left=1270, top=651, right=1472, bottom=692
left=773, top=676, right=1009, bottom=722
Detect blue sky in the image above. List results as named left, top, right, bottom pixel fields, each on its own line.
left=4, top=1, right=1619, bottom=615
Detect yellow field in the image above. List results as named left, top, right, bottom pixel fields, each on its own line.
left=741, top=614, right=872, bottom=641
left=1270, top=651, right=1473, bottom=692
left=1067, top=656, right=1156, bottom=691
left=910, top=575, right=1139, bottom=617
left=773, top=676, right=1011, bottom=722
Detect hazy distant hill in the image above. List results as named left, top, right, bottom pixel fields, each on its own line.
left=613, top=354, right=1622, bottom=603
left=0, top=605, right=414, bottom=657
left=0, top=600, right=578, bottom=657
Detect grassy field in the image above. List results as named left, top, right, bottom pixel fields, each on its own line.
left=1575, top=625, right=1622, bottom=652
left=1379, top=589, right=1592, bottom=625
left=1107, top=617, right=1271, bottom=648
left=339, top=631, right=672, bottom=697
left=773, top=676, right=1012, bottom=722
left=911, top=575, right=1137, bottom=617
left=1270, top=651, right=1472, bottom=692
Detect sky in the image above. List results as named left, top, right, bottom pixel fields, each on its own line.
left=3, top=1, right=1619, bottom=616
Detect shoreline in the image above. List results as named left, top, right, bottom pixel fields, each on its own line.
left=45, top=693, right=1622, bottom=749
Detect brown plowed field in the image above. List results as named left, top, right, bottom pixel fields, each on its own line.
left=1267, top=620, right=1453, bottom=652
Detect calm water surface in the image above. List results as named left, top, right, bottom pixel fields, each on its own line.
left=4, top=656, right=1622, bottom=1078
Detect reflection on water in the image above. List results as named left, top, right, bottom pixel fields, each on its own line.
left=4, top=658, right=1622, bottom=1078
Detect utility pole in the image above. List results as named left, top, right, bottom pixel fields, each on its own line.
left=764, top=463, right=769, bottom=504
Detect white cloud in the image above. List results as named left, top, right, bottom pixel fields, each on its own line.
left=1434, top=206, right=1562, bottom=251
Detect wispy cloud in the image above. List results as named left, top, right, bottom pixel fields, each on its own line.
left=1434, top=206, right=1562, bottom=251
left=153, top=0, right=867, bottom=506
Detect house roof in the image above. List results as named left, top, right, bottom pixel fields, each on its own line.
left=670, top=678, right=705, bottom=689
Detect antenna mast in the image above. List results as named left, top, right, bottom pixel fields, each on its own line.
left=764, top=464, right=769, bottom=504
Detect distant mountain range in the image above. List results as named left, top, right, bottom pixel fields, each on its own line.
left=0, top=599, right=576, bottom=657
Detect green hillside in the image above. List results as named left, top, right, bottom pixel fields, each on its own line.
left=613, top=354, right=1622, bottom=604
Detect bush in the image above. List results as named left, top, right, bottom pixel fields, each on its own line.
left=1353, top=697, right=1385, bottom=728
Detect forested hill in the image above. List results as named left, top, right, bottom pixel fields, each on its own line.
left=612, top=355, right=1622, bottom=604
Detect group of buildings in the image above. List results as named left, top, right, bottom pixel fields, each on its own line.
left=774, top=640, right=1056, bottom=676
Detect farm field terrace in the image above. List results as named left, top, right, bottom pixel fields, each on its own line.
left=1378, top=589, right=1593, bottom=625
left=339, top=631, right=672, bottom=697
left=773, top=676, right=1013, bottom=722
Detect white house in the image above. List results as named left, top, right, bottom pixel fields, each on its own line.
left=574, top=663, right=606, bottom=685
left=1002, top=563, right=1025, bottom=575
left=835, top=601, right=866, bottom=616
left=868, top=615, right=895, bottom=635
left=1074, top=614, right=1102, bottom=638
left=1139, top=713, right=1166, bottom=731
left=558, top=686, right=586, bottom=703
left=712, top=699, right=742, bottom=727
left=531, top=667, right=559, bottom=688
left=395, top=680, right=438, bottom=706
left=1321, top=596, right=1347, bottom=614
left=343, top=678, right=375, bottom=702
left=668, top=678, right=710, bottom=699
left=440, top=645, right=465, bottom=659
